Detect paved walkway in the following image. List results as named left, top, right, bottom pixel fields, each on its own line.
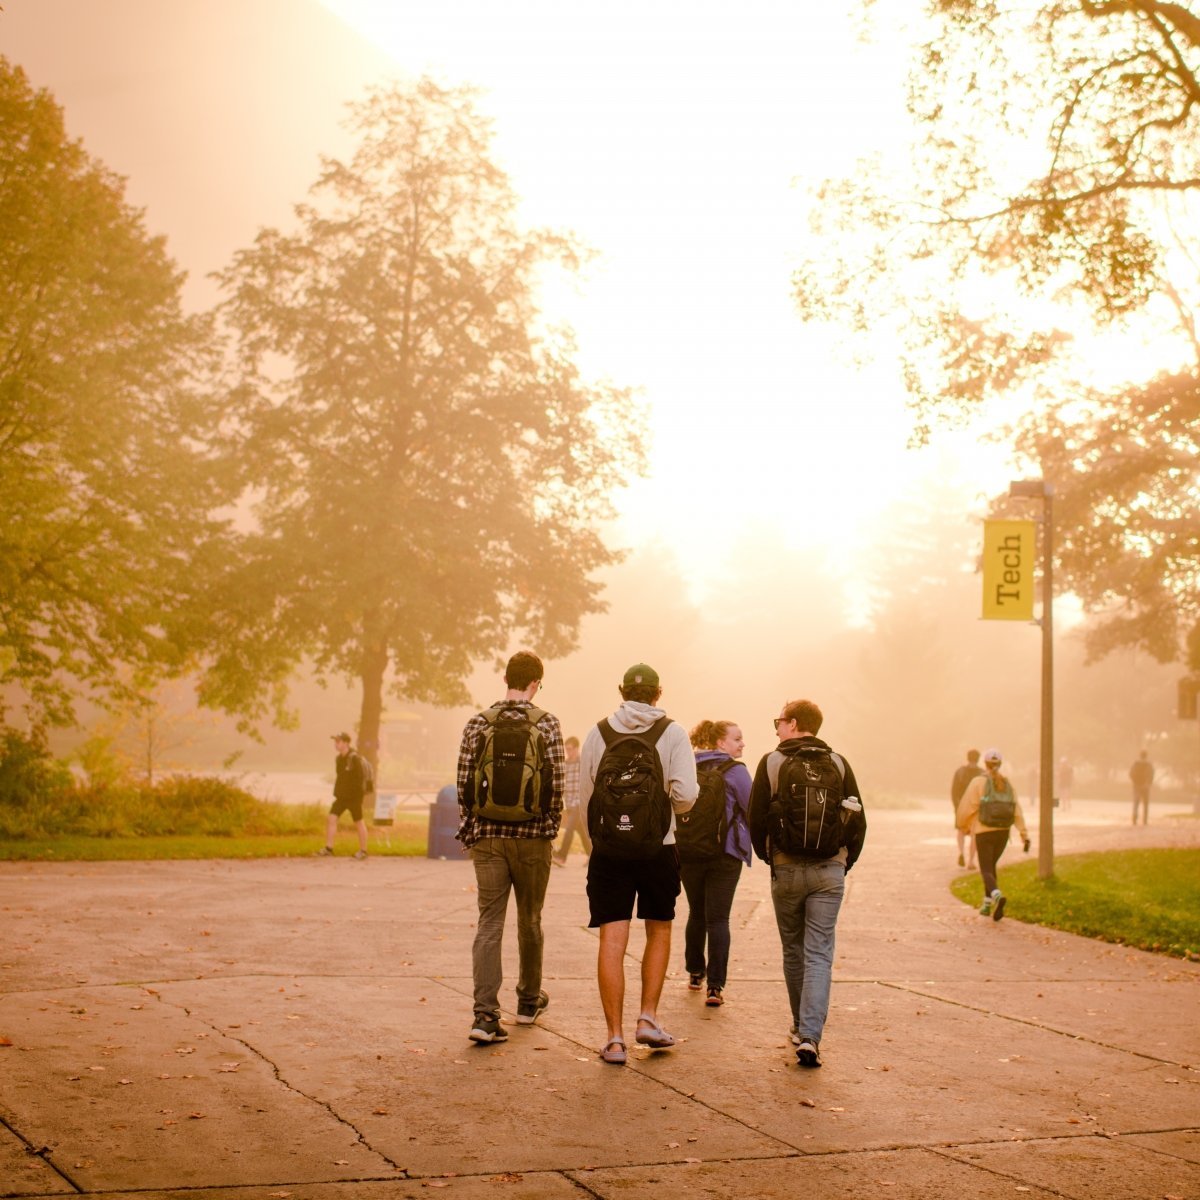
left=1, top=799, right=1197, bottom=1199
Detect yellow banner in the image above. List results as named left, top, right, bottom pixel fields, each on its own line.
left=982, top=520, right=1036, bottom=620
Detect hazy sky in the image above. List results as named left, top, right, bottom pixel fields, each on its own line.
left=3, top=0, right=1053, bottom=767
left=314, top=1, right=1026, bottom=608
left=3, top=0, right=1011, bottom=595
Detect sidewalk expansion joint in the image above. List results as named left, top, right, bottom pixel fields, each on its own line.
left=878, top=980, right=1195, bottom=1068
left=0, top=1106, right=83, bottom=1193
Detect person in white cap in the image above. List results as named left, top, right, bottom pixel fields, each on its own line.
left=956, top=748, right=1030, bottom=920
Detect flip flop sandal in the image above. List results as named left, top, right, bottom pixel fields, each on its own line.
left=599, top=1038, right=627, bottom=1065
left=634, top=1017, right=676, bottom=1048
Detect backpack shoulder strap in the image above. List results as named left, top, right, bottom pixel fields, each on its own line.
left=766, top=749, right=786, bottom=796
left=597, top=718, right=617, bottom=746
left=829, top=751, right=846, bottom=783
left=645, top=716, right=671, bottom=745
left=715, top=758, right=737, bottom=777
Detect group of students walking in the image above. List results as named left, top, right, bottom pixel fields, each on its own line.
left=451, top=652, right=867, bottom=1070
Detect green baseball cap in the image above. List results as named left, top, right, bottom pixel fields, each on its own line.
left=622, top=663, right=660, bottom=688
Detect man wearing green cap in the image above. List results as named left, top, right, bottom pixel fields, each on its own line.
left=579, top=663, right=698, bottom=1065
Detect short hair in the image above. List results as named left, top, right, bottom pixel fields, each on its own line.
left=966, top=749, right=981, bottom=764
left=690, top=719, right=736, bottom=749
left=782, top=699, right=823, bottom=735
left=504, top=650, right=543, bottom=691
left=620, top=683, right=660, bottom=704
left=565, top=735, right=580, bottom=750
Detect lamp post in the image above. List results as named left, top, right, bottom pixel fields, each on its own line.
left=1009, top=479, right=1054, bottom=880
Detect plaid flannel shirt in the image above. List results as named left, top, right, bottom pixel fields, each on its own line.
left=456, top=701, right=564, bottom=847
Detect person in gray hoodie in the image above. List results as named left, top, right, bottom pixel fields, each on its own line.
left=580, top=663, right=698, bottom=1065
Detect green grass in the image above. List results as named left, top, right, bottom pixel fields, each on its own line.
left=0, top=817, right=433, bottom=861
left=951, top=848, right=1200, bottom=960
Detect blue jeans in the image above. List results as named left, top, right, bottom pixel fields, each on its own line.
left=470, top=837, right=552, bottom=1021
left=770, top=858, right=845, bottom=1043
left=679, top=855, right=744, bottom=988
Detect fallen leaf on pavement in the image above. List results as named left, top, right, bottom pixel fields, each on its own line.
left=799, top=1098, right=816, bottom=1108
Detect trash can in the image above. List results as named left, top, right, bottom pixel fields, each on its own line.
left=427, top=785, right=467, bottom=859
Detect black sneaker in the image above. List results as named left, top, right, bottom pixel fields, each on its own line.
left=468, top=1016, right=508, bottom=1043
left=796, top=1039, right=822, bottom=1068
left=687, top=973, right=704, bottom=991
left=515, top=990, right=549, bottom=1025
left=705, top=987, right=724, bottom=1007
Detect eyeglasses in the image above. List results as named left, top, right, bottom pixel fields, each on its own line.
left=773, top=717, right=791, bottom=730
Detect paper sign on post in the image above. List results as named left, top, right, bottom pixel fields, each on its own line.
left=982, top=520, right=1036, bottom=620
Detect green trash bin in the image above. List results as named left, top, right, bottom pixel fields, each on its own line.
left=427, top=785, right=467, bottom=859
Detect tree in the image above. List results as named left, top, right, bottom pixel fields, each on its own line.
left=0, top=58, right=230, bottom=731
left=1007, top=368, right=1199, bottom=664
left=204, top=78, right=644, bottom=765
left=794, top=2, right=1200, bottom=666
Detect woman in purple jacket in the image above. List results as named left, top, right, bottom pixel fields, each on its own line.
left=678, top=719, right=753, bottom=1007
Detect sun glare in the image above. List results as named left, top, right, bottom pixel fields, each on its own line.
left=316, top=1, right=1009, bottom=595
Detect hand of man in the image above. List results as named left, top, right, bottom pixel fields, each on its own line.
left=1023, top=838, right=1031, bottom=853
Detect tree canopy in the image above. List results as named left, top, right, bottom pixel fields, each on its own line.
left=0, top=58, right=230, bottom=731
left=795, top=2, right=1200, bottom=667
left=203, top=78, right=645, bottom=758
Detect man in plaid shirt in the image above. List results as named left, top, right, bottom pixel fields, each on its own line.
left=456, top=650, right=564, bottom=1044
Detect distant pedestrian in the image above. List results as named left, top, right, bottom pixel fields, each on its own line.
left=677, top=719, right=752, bottom=1008
left=956, top=748, right=1030, bottom=921
left=1057, top=756, right=1074, bottom=811
left=950, top=749, right=984, bottom=868
left=581, top=663, right=698, bottom=1065
left=749, top=698, right=866, bottom=1070
left=552, top=737, right=590, bottom=865
left=1130, top=750, right=1154, bottom=825
left=315, top=732, right=370, bottom=859
left=456, top=651, right=564, bottom=1045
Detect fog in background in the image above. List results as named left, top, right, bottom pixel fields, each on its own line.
left=5, top=0, right=1188, bottom=799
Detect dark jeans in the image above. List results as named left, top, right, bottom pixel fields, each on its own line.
left=1132, top=788, right=1150, bottom=825
left=975, top=829, right=1010, bottom=896
left=679, top=854, right=744, bottom=989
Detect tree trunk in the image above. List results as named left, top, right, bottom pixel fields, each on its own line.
left=357, top=636, right=388, bottom=774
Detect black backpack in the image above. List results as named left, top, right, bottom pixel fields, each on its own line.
left=978, top=777, right=1016, bottom=827
left=589, top=717, right=672, bottom=859
left=767, top=744, right=848, bottom=858
left=468, top=704, right=549, bottom=822
left=676, top=759, right=736, bottom=863
left=356, top=753, right=375, bottom=794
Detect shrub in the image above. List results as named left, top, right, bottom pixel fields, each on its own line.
left=0, top=748, right=320, bottom=840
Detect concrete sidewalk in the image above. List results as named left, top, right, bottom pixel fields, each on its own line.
left=1, top=800, right=1197, bottom=1199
